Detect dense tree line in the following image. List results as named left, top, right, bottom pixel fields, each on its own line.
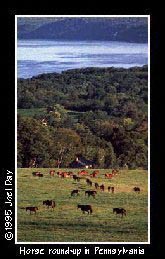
left=17, top=66, right=148, bottom=169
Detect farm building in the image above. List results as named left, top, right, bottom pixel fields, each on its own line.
left=69, top=156, right=94, bottom=168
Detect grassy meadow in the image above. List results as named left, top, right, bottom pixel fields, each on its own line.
left=17, top=108, right=47, bottom=117
left=17, top=168, right=148, bottom=242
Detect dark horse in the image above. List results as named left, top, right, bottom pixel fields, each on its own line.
left=86, top=178, right=92, bottom=186
left=95, top=182, right=99, bottom=189
left=71, top=189, right=80, bottom=197
left=32, top=172, right=43, bottom=177
left=85, top=190, right=97, bottom=198
left=108, top=186, right=115, bottom=193
left=73, top=175, right=80, bottom=182
left=113, top=208, right=126, bottom=217
left=77, top=204, right=93, bottom=214
left=100, top=184, right=105, bottom=191
left=43, top=200, right=56, bottom=209
left=133, top=187, right=140, bottom=193
left=26, top=206, right=38, bottom=214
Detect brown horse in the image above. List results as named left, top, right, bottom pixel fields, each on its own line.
left=105, top=173, right=113, bottom=179
left=71, top=189, right=80, bottom=197
left=90, top=172, right=97, bottom=178
left=73, top=175, right=81, bottom=182
left=49, top=170, right=55, bottom=176
left=77, top=204, right=93, bottom=214
left=26, top=206, right=38, bottom=214
left=32, top=172, right=41, bottom=176
left=108, top=186, right=115, bottom=193
left=79, top=170, right=88, bottom=176
left=86, top=179, right=92, bottom=186
left=43, top=200, right=56, bottom=209
left=85, top=190, right=97, bottom=198
left=100, top=184, right=105, bottom=191
left=133, top=187, right=140, bottom=193
left=113, top=208, right=126, bottom=217
left=95, top=183, right=99, bottom=189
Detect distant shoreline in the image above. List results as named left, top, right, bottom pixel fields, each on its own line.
left=17, top=65, right=148, bottom=80
left=18, top=38, right=148, bottom=44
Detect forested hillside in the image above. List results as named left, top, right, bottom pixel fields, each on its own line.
left=18, top=17, right=148, bottom=43
left=17, top=66, right=148, bottom=169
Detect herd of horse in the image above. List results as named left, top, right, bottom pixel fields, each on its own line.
left=25, top=169, right=140, bottom=217
left=32, top=169, right=119, bottom=179
left=25, top=204, right=126, bottom=217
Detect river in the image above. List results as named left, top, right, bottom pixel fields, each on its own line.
left=17, top=40, right=148, bottom=78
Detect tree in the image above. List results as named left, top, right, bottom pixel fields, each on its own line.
left=104, top=143, right=116, bottom=168
left=94, top=148, right=105, bottom=168
left=53, top=128, right=82, bottom=167
left=17, top=115, right=56, bottom=167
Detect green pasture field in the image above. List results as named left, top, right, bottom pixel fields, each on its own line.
left=17, top=108, right=83, bottom=123
left=17, top=108, right=47, bottom=117
left=17, top=168, right=148, bottom=242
